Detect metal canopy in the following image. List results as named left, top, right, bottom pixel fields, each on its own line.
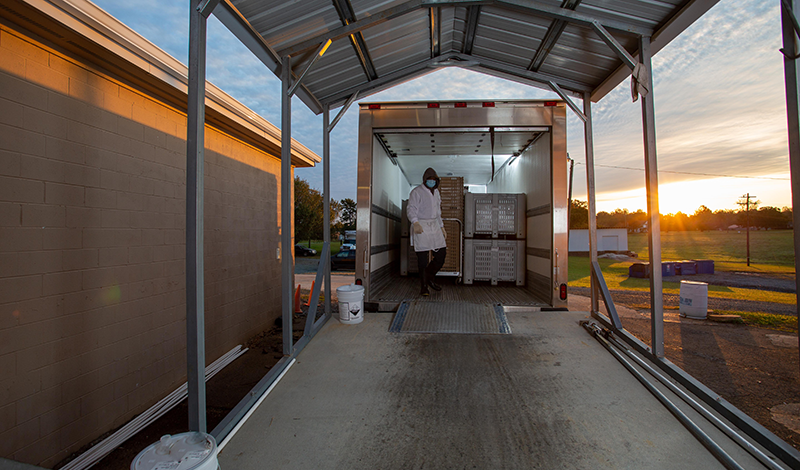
left=216, top=0, right=718, bottom=113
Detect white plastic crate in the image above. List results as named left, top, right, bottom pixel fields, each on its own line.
left=464, top=193, right=526, bottom=238
left=463, top=239, right=526, bottom=285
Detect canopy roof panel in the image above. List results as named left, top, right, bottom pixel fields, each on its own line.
left=217, top=0, right=719, bottom=114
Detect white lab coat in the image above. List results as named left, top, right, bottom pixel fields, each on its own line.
left=407, top=184, right=446, bottom=252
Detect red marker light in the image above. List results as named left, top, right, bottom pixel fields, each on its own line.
left=482, top=102, right=495, bottom=107
left=560, top=283, right=567, bottom=300
left=427, top=103, right=440, bottom=108
left=544, top=101, right=558, bottom=107
left=454, top=102, right=467, bottom=108
left=355, top=279, right=363, bottom=285
left=368, top=104, right=381, bottom=110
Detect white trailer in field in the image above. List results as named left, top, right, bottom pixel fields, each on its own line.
left=355, top=100, right=569, bottom=311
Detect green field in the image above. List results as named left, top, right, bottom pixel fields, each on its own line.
left=628, top=230, right=795, bottom=273
left=569, top=230, right=796, bottom=305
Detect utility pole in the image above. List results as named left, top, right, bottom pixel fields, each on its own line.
left=737, top=193, right=759, bottom=267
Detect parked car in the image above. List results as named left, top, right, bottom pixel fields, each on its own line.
left=331, top=250, right=356, bottom=270
left=340, top=240, right=356, bottom=251
left=295, top=244, right=317, bottom=257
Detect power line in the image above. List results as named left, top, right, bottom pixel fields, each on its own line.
left=572, top=161, right=790, bottom=181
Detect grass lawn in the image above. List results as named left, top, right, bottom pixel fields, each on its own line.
left=298, top=240, right=342, bottom=258
left=570, top=230, right=796, bottom=305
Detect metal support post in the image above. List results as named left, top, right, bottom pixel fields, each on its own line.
left=550, top=82, right=586, bottom=122
left=639, top=36, right=664, bottom=358
left=781, top=0, right=800, bottom=357
left=281, top=57, right=294, bottom=356
left=323, top=105, right=332, bottom=315
left=582, top=93, right=599, bottom=315
left=186, top=0, right=207, bottom=433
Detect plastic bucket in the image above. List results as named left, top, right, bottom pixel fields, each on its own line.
left=336, top=284, right=364, bottom=324
left=679, top=280, right=708, bottom=319
left=132, top=432, right=218, bottom=470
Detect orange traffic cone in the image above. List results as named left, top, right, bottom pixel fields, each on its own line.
left=304, top=281, right=315, bottom=307
left=294, top=284, right=302, bottom=313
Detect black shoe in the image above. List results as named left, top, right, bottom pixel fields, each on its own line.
left=428, top=281, right=442, bottom=291
left=420, top=285, right=430, bottom=296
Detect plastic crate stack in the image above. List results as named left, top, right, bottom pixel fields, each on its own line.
left=400, top=177, right=464, bottom=276
left=463, top=193, right=527, bottom=285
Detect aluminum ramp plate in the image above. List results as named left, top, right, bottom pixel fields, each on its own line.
left=389, top=301, right=511, bottom=334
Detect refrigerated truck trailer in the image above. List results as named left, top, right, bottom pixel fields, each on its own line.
left=355, top=100, right=569, bottom=310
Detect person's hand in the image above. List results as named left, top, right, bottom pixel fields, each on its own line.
left=413, top=222, right=424, bottom=234
left=441, top=226, right=447, bottom=238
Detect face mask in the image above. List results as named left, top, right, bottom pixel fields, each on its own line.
left=425, top=179, right=436, bottom=188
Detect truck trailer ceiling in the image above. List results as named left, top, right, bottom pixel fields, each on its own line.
left=376, top=127, right=547, bottom=185
left=211, top=0, right=723, bottom=114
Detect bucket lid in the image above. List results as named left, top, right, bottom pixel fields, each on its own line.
left=131, top=432, right=216, bottom=470
left=337, top=284, right=364, bottom=293
left=680, top=280, right=707, bottom=286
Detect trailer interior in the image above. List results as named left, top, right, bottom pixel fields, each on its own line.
left=356, top=100, right=569, bottom=311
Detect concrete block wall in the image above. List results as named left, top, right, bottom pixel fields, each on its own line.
left=0, top=23, right=285, bottom=466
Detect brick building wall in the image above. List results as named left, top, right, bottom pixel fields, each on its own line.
left=0, top=17, right=296, bottom=466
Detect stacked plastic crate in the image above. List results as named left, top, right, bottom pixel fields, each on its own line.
left=400, top=177, right=464, bottom=276
left=463, top=193, right=527, bottom=285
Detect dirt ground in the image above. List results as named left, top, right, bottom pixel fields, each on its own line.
left=56, top=275, right=800, bottom=469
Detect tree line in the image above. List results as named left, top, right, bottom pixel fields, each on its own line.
left=569, top=200, right=794, bottom=232
left=295, top=176, right=356, bottom=245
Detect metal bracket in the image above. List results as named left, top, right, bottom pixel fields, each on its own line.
left=781, top=48, right=800, bottom=60
left=591, top=260, right=623, bottom=330
left=591, top=20, right=637, bottom=70
left=548, top=81, right=586, bottom=122
left=288, top=39, right=333, bottom=97
left=782, top=0, right=800, bottom=41
left=197, top=0, right=222, bottom=18
left=328, top=91, right=359, bottom=133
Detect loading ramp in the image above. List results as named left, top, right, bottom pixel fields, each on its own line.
left=217, top=309, right=784, bottom=469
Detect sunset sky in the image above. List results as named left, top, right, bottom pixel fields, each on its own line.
left=91, top=0, right=792, bottom=215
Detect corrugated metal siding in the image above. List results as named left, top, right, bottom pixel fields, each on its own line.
left=362, top=9, right=431, bottom=76
left=471, top=7, right=549, bottom=70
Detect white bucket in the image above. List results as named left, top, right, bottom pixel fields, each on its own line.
left=679, top=280, right=708, bottom=319
left=336, top=284, right=364, bottom=324
left=132, top=432, right=218, bottom=470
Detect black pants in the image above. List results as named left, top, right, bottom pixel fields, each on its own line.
left=416, top=248, right=447, bottom=287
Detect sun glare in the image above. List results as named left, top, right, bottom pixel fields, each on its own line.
left=592, top=176, right=791, bottom=214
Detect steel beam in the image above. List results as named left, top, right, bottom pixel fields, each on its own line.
left=278, top=0, right=424, bottom=57
left=591, top=20, right=637, bottom=70
left=782, top=0, right=800, bottom=358
left=639, top=36, right=664, bottom=358
left=281, top=56, right=294, bottom=356
left=583, top=92, right=599, bottom=315
left=197, top=0, right=221, bottom=18
left=462, top=6, right=481, bottom=54
left=288, top=39, right=332, bottom=98
left=333, top=0, right=379, bottom=81
left=186, top=0, right=207, bottom=433
left=323, top=105, right=332, bottom=316
left=458, top=53, right=591, bottom=94
left=549, top=81, right=586, bottom=122
left=430, top=6, right=441, bottom=57
left=213, top=1, right=322, bottom=113
left=328, top=92, right=358, bottom=132
left=423, top=0, right=653, bottom=36
left=528, top=0, right=581, bottom=72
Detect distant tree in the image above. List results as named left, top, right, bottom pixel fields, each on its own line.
left=782, top=207, right=794, bottom=228
left=340, top=198, right=357, bottom=230
left=569, top=200, right=588, bottom=229
left=694, top=205, right=713, bottom=231
left=294, top=176, right=341, bottom=246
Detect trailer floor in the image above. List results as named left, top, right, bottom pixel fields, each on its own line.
left=215, top=309, right=780, bottom=469
left=370, top=273, right=548, bottom=308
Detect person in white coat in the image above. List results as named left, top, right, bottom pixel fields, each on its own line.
left=407, top=167, right=447, bottom=296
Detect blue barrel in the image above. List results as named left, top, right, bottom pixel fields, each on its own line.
left=628, top=262, right=649, bottom=278
left=694, top=259, right=714, bottom=274
left=662, top=262, right=676, bottom=277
